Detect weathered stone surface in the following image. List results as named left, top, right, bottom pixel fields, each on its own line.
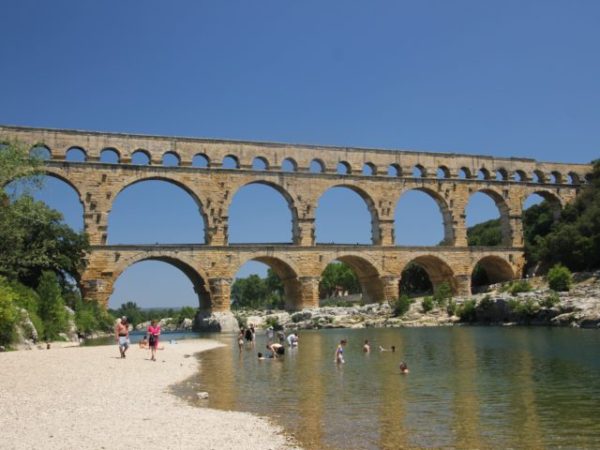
left=195, top=311, right=238, bottom=333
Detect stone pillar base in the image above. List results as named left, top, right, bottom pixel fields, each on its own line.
left=194, top=311, right=239, bottom=333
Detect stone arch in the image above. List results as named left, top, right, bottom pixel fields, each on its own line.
left=458, top=167, right=472, bottom=179
left=162, top=151, right=180, bottom=167
left=324, top=254, right=384, bottom=303
left=478, top=168, right=492, bottom=180
left=437, top=166, right=451, bottom=179
left=235, top=255, right=302, bottom=310
left=567, top=172, right=581, bottom=185
left=310, top=158, right=325, bottom=173
left=466, top=188, right=512, bottom=246
left=532, top=169, right=546, bottom=183
left=131, top=149, right=152, bottom=165
left=227, top=180, right=298, bottom=244
left=192, top=153, right=210, bottom=168
left=395, top=187, right=455, bottom=245
left=316, top=184, right=380, bottom=244
left=65, top=146, right=87, bottom=162
left=471, top=255, right=515, bottom=286
left=111, top=254, right=211, bottom=310
left=412, top=164, right=426, bottom=178
left=109, top=176, right=208, bottom=243
left=524, top=189, right=563, bottom=220
left=30, top=144, right=51, bottom=160
left=401, top=254, right=457, bottom=294
left=387, top=163, right=401, bottom=177
left=100, top=147, right=120, bottom=163
left=337, top=161, right=351, bottom=175
left=222, top=154, right=240, bottom=169
left=282, top=157, right=297, bottom=172
left=513, top=170, right=527, bottom=182
left=550, top=171, right=563, bottom=184
left=495, top=168, right=508, bottom=181
left=252, top=156, right=269, bottom=171
left=362, top=162, right=376, bottom=176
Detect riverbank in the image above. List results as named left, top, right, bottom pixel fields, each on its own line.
left=0, top=339, right=299, bottom=450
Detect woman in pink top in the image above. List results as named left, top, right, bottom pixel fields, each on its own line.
left=147, top=320, right=161, bottom=361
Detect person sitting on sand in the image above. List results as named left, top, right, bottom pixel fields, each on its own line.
left=267, top=343, right=285, bottom=358
left=363, top=339, right=370, bottom=353
left=138, top=336, right=148, bottom=349
left=399, top=361, right=409, bottom=374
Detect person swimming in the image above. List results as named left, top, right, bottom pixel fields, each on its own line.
left=399, top=361, right=409, bottom=374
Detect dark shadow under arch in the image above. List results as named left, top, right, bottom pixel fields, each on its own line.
left=471, top=255, right=515, bottom=293
left=331, top=254, right=383, bottom=303
left=401, top=255, right=457, bottom=294
left=242, top=256, right=301, bottom=310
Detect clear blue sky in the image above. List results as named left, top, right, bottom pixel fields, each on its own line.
left=2, top=1, right=599, bottom=308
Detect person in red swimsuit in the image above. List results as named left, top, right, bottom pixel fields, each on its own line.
left=147, top=320, right=161, bottom=361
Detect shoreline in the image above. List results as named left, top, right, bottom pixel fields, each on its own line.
left=0, top=339, right=300, bottom=450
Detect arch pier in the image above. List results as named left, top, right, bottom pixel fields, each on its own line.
left=0, top=125, right=590, bottom=325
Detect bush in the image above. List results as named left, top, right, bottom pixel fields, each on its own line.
left=0, top=277, right=19, bottom=345
left=37, top=271, right=68, bottom=340
left=508, top=280, right=532, bottom=296
left=509, top=298, right=539, bottom=322
left=547, top=264, right=572, bottom=292
left=421, top=296, right=434, bottom=313
left=433, top=282, right=452, bottom=306
left=446, top=300, right=458, bottom=316
left=393, top=295, right=412, bottom=317
left=540, top=291, right=561, bottom=308
left=265, top=316, right=283, bottom=331
left=457, top=299, right=477, bottom=322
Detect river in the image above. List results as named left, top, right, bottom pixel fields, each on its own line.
left=176, top=327, right=600, bottom=449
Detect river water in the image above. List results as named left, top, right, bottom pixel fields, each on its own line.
left=177, top=327, right=600, bottom=449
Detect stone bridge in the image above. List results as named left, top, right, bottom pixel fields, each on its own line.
left=0, top=125, right=591, bottom=312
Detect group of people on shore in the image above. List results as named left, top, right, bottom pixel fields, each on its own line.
left=114, top=317, right=162, bottom=361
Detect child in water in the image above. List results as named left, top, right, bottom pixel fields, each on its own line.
left=334, top=339, right=347, bottom=364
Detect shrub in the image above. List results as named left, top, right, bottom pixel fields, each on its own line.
left=393, top=295, right=412, bottom=317
left=433, top=282, right=452, bottom=306
left=509, top=298, right=539, bottom=322
left=0, top=277, right=19, bottom=345
left=540, top=291, right=561, bottom=308
left=508, top=280, right=532, bottom=296
left=421, top=296, right=434, bottom=313
left=265, top=316, right=283, bottom=331
left=457, top=299, right=477, bottom=322
left=446, top=300, right=458, bottom=316
left=547, top=264, right=572, bottom=292
left=37, top=271, right=68, bottom=340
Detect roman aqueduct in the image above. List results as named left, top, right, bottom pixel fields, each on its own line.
left=0, top=125, right=591, bottom=312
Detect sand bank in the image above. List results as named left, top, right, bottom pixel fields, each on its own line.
left=0, top=340, right=299, bottom=450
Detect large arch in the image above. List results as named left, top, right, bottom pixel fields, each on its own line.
left=471, top=255, right=515, bottom=291
left=465, top=189, right=511, bottom=246
left=233, top=255, right=302, bottom=310
left=109, top=255, right=211, bottom=310
left=401, top=255, right=457, bottom=294
left=394, top=188, right=454, bottom=246
left=227, top=180, right=297, bottom=244
left=315, top=185, right=380, bottom=244
left=107, top=177, right=207, bottom=244
left=323, top=254, right=384, bottom=303
left=524, top=189, right=563, bottom=219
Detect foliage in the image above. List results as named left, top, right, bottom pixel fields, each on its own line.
left=433, top=282, right=452, bottom=306
left=392, top=295, right=412, bottom=317
left=457, top=299, right=477, bottom=322
left=0, top=277, right=19, bottom=345
left=400, top=262, right=433, bottom=297
left=0, top=195, right=89, bottom=288
left=508, top=298, right=539, bottom=323
left=231, top=272, right=285, bottom=310
left=319, top=262, right=360, bottom=298
left=507, top=280, right=532, bottom=296
left=540, top=291, right=560, bottom=308
left=446, top=300, right=458, bottom=316
left=320, top=297, right=361, bottom=307
left=176, top=306, right=197, bottom=324
left=467, top=219, right=503, bottom=246
left=547, top=264, right=572, bottom=292
left=111, top=301, right=144, bottom=327
left=0, top=140, right=42, bottom=189
left=421, top=296, right=434, bottom=313
left=9, top=279, right=44, bottom=338
left=37, top=271, right=68, bottom=340
left=264, top=316, right=283, bottom=331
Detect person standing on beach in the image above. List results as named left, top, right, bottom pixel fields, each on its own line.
left=334, top=339, right=347, bottom=364
left=115, top=317, right=129, bottom=358
left=147, top=319, right=161, bottom=361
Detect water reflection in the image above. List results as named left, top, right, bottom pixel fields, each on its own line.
left=186, top=328, right=600, bottom=450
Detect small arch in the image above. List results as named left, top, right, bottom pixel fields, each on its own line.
left=192, top=153, right=210, bottom=168
left=412, top=164, right=426, bottom=178
left=362, top=162, right=376, bottom=176
left=162, top=151, right=180, bottom=167
left=513, top=170, right=527, bottom=182
left=222, top=155, right=239, bottom=169
left=131, top=149, right=151, bottom=165
left=100, top=147, right=120, bottom=164
left=310, top=159, right=325, bottom=173
left=458, top=167, right=471, bottom=179
left=324, top=255, right=384, bottom=304
left=567, top=172, right=580, bottom=185
left=471, top=255, right=515, bottom=293
left=30, top=144, right=51, bottom=160
left=477, top=168, right=491, bottom=180
left=337, top=161, right=351, bottom=175
left=466, top=189, right=511, bottom=246
left=549, top=171, right=562, bottom=184
left=401, top=255, right=456, bottom=296
left=281, top=158, right=297, bottom=172
left=437, top=166, right=450, bottom=179
left=495, top=168, right=508, bottom=181
left=252, top=156, right=269, bottom=171
left=532, top=170, right=546, bottom=183
left=387, top=164, right=401, bottom=177
left=65, top=146, right=86, bottom=162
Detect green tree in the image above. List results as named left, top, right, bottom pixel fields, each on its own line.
left=319, top=262, right=361, bottom=298
left=400, top=263, right=432, bottom=297
left=467, top=219, right=503, bottom=246
left=37, top=271, right=68, bottom=340
left=0, top=276, right=19, bottom=345
left=0, top=140, right=42, bottom=189
left=113, top=301, right=144, bottom=326
left=547, top=264, right=572, bottom=292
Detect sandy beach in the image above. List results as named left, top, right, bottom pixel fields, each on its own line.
left=0, top=340, right=299, bottom=450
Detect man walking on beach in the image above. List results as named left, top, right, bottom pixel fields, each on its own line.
left=115, top=317, right=130, bottom=358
